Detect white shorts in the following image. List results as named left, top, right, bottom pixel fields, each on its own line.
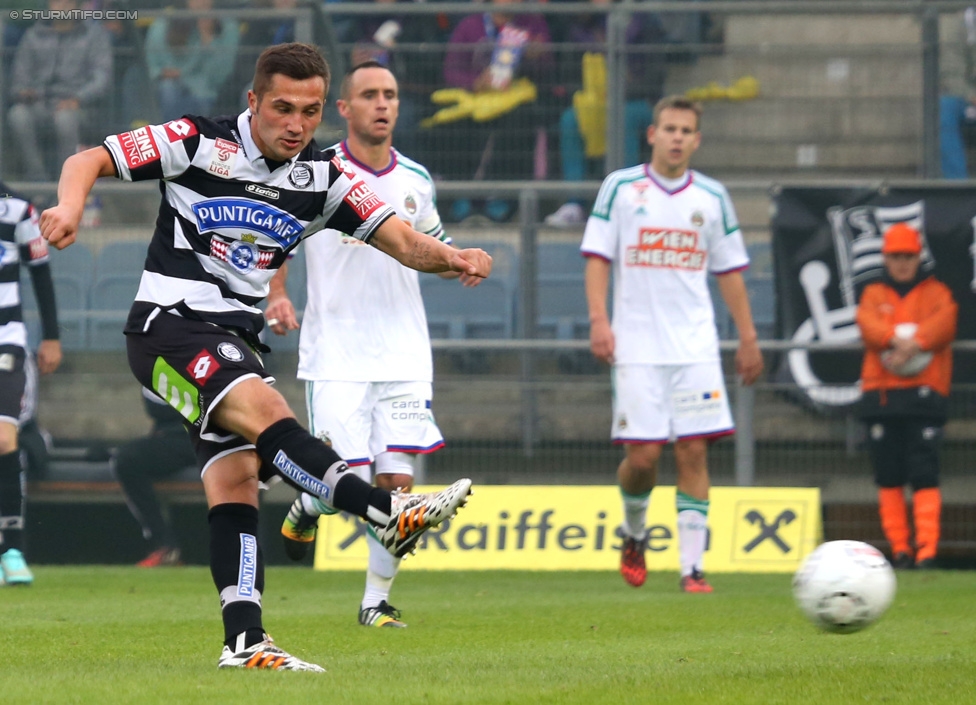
left=611, top=363, right=734, bottom=444
left=305, top=380, right=444, bottom=473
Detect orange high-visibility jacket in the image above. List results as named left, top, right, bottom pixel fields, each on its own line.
left=856, top=276, right=957, bottom=397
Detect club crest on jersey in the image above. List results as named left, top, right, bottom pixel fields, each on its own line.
left=691, top=210, right=705, bottom=227
left=288, top=163, right=312, bottom=189
left=207, top=138, right=239, bottom=178
left=217, top=342, right=245, bottom=362
left=193, top=197, right=303, bottom=247
left=210, top=234, right=274, bottom=273
left=404, top=194, right=417, bottom=215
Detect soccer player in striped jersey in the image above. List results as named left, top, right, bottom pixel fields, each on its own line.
left=581, top=96, right=764, bottom=593
left=39, top=43, right=490, bottom=671
left=0, top=185, right=63, bottom=586
left=267, top=62, right=477, bottom=629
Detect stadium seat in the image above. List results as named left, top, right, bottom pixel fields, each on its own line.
left=536, top=274, right=588, bottom=340
left=537, top=242, right=585, bottom=278
left=88, top=273, right=141, bottom=350
left=45, top=244, right=95, bottom=350
left=420, top=275, right=514, bottom=339
left=747, top=241, right=773, bottom=278
left=94, top=241, right=149, bottom=278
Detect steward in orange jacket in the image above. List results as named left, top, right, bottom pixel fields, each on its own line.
left=855, top=223, right=957, bottom=570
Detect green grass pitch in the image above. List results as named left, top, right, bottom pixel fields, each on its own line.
left=1, top=567, right=974, bottom=704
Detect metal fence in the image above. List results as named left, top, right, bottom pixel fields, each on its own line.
left=3, top=1, right=976, bottom=184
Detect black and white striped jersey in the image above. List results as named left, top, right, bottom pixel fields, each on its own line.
left=0, top=184, right=53, bottom=350
left=102, top=110, right=396, bottom=340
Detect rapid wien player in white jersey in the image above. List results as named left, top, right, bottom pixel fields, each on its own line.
left=581, top=96, right=764, bottom=593
left=40, top=43, right=490, bottom=671
left=267, top=62, right=479, bottom=628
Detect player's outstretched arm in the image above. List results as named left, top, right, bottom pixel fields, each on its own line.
left=371, top=216, right=492, bottom=279
left=39, top=147, right=116, bottom=250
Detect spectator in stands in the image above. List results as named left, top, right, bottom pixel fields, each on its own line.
left=6, top=0, right=113, bottom=181
left=939, top=7, right=976, bottom=178
left=339, top=0, right=452, bottom=157
left=0, top=185, right=63, bottom=586
left=545, top=0, right=671, bottom=228
left=144, top=0, right=240, bottom=121
left=112, top=387, right=197, bottom=567
left=435, top=0, right=554, bottom=222
left=856, top=223, right=957, bottom=570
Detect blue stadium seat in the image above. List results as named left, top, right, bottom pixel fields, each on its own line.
left=44, top=244, right=95, bottom=350
left=88, top=273, right=141, bottom=350
left=420, top=275, right=514, bottom=339
left=536, top=274, right=588, bottom=340
left=537, top=242, right=585, bottom=278
left=94, top=241, right=149, bottom=278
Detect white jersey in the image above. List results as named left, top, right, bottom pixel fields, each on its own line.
left=297, top=141, right=448, bottom=382
left=580, top=165, right=749, bottom=365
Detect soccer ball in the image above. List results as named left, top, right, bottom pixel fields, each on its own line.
left=880, top=323, right=933, bottom=377
left=792, top=540, right=896, bottom=633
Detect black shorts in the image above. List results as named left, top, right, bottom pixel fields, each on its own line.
left=0, top=346, right=27, bottom=427
left=126, top=313, right=274, bottom=474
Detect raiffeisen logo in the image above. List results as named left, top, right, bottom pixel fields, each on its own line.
left=192, top=197, right=304, bottom=247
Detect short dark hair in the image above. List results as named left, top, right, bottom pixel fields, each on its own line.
left=340, top=61, right=396, bottom=100
left=653, top=95, right=703, bottom=130
left=253, top=43, right=330, bottom=99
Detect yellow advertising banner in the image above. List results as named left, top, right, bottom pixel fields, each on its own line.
left=313, top=485, right=822, bottom=573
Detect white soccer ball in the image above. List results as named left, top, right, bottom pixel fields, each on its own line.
left=792, top=540, right=896, bottom=633
left=880, top=322, right=933, bottom=377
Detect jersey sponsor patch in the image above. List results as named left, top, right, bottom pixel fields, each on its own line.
left=192, top=197, right=304, bottom=247
left=672, top=389, right=723, bottom=418
left=187, top=350, right=220, bottom=384
left=344, top=182, right=383, bottom=219
left=28, top=237, right=48, bottom=261
left=626, top=228, right=705, bottom=270
left=208, top=138, right=240, bottom=178
left=163, top=118, right=198, bottom=142
left=119, top=126, right=160, bottom=169
left=209, top=234, right=275, bottom=273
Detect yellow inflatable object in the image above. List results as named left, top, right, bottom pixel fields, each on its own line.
left=421, top=78, right=537, bottom=127
left=685, top=75, right=760, bottom=102
left=573, top=52, right=608, bottom=158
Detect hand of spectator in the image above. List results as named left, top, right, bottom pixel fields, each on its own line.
left=590, top=317, right=614, bottom=364
left=39, top=204, right=83, bottom=250
left=264, top=295, right=299, bottom=336
left=56, top=98, right=80, bottom=112
left=161, top=68, right=182, bottom=79
left=37, top=339, right=63, bottom=375
left=736, top=338, right=764, bottom=386
left=17, top=89, right=39, bottom=103
left=887, top=334, right=922, bottom=369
